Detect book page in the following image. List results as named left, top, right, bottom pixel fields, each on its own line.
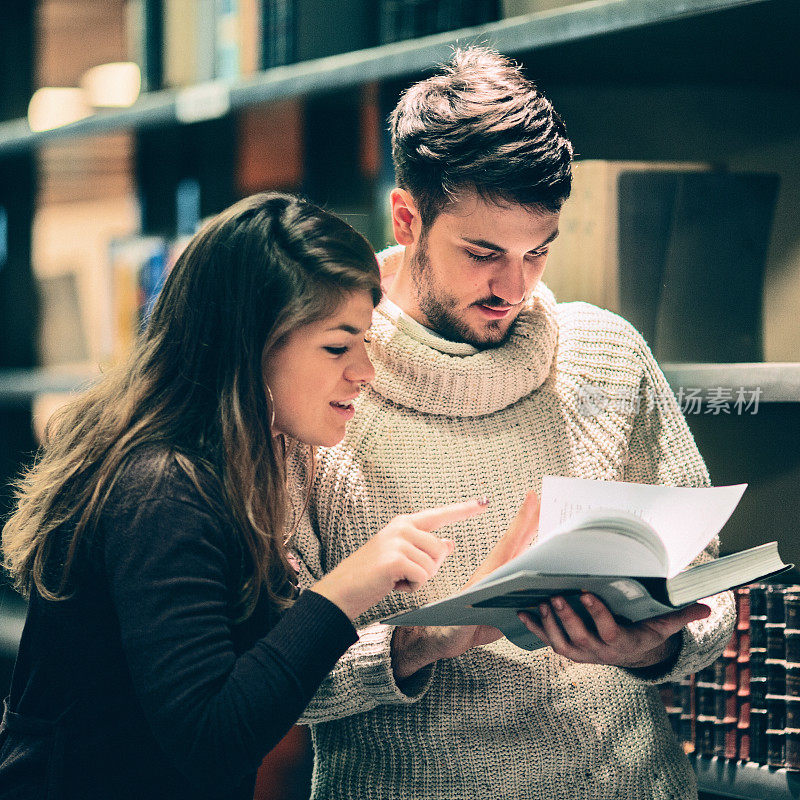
left=537, top=477, right=747, bottom=577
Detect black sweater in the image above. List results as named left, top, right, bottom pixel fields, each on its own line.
left=0, top=451, right=357, bottom=799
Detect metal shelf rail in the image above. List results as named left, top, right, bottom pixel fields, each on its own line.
left=692, top=754, right=800, bottom=799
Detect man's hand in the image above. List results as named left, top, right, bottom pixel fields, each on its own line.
left=392, top=491, right=541, bottom=681
left=517, top=593, right=711, bottom=669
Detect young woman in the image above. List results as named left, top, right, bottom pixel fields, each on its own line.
left=0, top=193, right=490, bottom=799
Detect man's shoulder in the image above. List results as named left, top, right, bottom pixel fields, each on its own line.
left=551, top=301, right=658, bottom=395
left=555, top=300, right=649, bottom=358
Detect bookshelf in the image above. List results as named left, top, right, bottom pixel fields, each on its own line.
left=0, top=0, right=784, bottom=155
left=0, top=2, right=798, bottom=798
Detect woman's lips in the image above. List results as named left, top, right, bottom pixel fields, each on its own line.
left=330, top=401, right=356, bottom=420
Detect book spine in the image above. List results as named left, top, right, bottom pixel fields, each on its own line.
left=695, top=664, right=716, bottom=757
left=238, top=0, right=262, bottom=75
left=678, top=675, right=695, bottom=755
left=715, top=631, right=739, bottom=759
left=215, top=0, right=242, bottom=80
left=262, top=0, right=293, bottom=68
left=784, top=587, right=800, bottom=770
left=765, top=585, right=787, bottom=768
left=749, top=584, right=769, bottom=764
left=737, top=587, right=751, bottom=762
left=126, top=0, right=164, bottom=93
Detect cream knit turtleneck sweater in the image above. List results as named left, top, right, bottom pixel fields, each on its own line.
left=291, top=249, right=735, bottom=800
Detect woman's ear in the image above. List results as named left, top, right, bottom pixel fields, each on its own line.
left=390, top=189, right=420, bottom=247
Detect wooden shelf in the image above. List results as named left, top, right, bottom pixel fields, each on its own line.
left=692, top=754, right=800, bottom=799
left=0, top=0, right=776, bottom=156
left=662, top=363, right=800, bottom=403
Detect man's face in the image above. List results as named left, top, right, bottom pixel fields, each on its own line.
left=405, top=193, right=559, bottom=348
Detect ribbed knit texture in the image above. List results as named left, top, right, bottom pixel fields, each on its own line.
left=291, top=254, right=736, bottom=800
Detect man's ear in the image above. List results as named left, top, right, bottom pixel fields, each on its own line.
left=390, top=188, right=420, bottom=246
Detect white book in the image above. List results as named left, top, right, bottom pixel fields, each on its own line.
left=383, top=478, right=789, bottom=651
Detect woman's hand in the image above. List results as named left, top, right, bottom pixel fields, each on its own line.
left=392, top=490, right=541, bottom=679
left=312, top=498, right=489, bottom=620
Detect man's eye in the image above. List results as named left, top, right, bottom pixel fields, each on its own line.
left=324, top=346, right=348, bottom=355
left=528, top=249, right=549, bottom=259
left=466, top=250, right=496, bottom=262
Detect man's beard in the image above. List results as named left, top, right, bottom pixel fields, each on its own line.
left=410, top=237, right=517, bottom=349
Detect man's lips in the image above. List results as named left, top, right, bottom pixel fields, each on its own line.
left=475, top=303, right=513, bottom=320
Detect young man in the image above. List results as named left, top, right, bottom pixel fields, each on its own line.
left=292, top=48, right=734, bottom=799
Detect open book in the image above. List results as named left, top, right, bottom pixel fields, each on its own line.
left=382, top=477, right=790, bottom=651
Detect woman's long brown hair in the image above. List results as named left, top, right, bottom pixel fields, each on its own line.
left=2, top=193, right=381, bottom=619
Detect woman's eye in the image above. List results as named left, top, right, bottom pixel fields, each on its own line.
left=324, top=346, right=349, bottom=355
left=465, top=250, right=496, bottom=263
left=363, top=332, right=374, bottom=344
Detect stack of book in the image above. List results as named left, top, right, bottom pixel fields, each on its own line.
left=662, top=583, right=800, bottom=771
left=135, top=0, right=471, bottom=84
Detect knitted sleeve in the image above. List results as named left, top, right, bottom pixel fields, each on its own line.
left=622, top=333, right=736, bottom=684
left=290, top=506, right=436, bottom=723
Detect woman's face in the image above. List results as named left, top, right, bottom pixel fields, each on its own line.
left=263, top=290, right=376, bottom=447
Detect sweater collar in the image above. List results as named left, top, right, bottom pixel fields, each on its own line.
left=368, top=246, right=559, bottom=417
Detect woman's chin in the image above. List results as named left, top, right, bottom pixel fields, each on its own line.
left=299, top=426, right=347, bottom=449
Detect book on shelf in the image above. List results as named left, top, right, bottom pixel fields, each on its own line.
left=664, top=583, right=800, bottom=772
left=383, top=477, right=790, bottom=652
left=261, top=0, right=295, bottom=68
left=215, top=0, right=242, bottom=80
left=125, top=0, right=163, bottom=93
left=653, top=172, right=779, bottom=363
left=109, top=234, right=190, bottom=361
left=238, top=0, right=262, bottom=75
left=544, top=162, right=779, bottom=361
left=162, top=0, right=216, bottom=88
left=545, top=161, right=709, bottom=345
left=36, top=273, right=90, bottom=367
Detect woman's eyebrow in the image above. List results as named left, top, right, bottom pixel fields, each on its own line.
left=325, top=324, right=362, bottom=334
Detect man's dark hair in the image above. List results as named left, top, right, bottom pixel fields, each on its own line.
left=390, top=47, right=574, bottom=227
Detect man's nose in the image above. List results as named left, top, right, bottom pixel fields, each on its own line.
left=488, top=260, right=527, bottom=306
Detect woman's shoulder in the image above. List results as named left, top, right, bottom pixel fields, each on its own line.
left=105, top=445, right=225, bottom=520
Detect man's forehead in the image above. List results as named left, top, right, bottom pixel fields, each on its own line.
left=437, top=195, right=560, bottom=245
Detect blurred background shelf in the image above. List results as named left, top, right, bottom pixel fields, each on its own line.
left=662, top=363, right=800, bottom=403
left=2, top=363, right=799, bottom=407
left=0, top=367, right=99, bottom=408
left=0, top=0, right=787, bottom=155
